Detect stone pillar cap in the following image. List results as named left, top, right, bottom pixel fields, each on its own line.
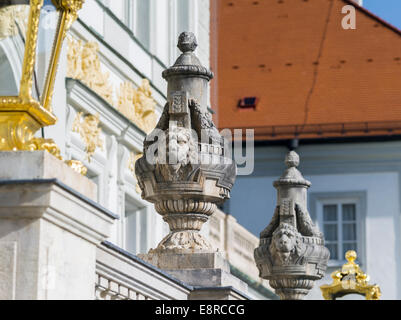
left=273, top=151, right=311, bottom=188
left=162, top=32, right=214, bottom=80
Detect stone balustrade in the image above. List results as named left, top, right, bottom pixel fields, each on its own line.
left=95, top=242, right=192, bottom=300
left=208, top=209, right=271, bottom=289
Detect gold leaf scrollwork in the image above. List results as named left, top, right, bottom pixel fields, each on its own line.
left=31, top=138, right=88, bottom=176
left=72, top=112, right=104, bottom=162
left=128, top=152, right=143, bottom=194
left=320, top=250, right=381, bottom=300
left=67, top=38, right=158, bottom=134
left=65, top=159, right=88, bottom=176
left=59, top=0, right=85, bottom=31
left=117, top=79, right=157, bottom=133
left=67, top=37, right=114, bottom=105
left=31, top=137, right=63, bottom=160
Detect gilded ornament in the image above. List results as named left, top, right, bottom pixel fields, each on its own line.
left=117, top=82, right=136, bottom=121
left=67, top=38, right=114, bottom=105
left=31, top=137, right=62, bottom=160
left=320, top=250, right=381, bottom=300
left=0, top=0, right=85, bottom=152
left=116, top=79, right=157, bottom=133
left=65, top=159, right=88, bottom=176
left=128, top=151, right=142, bottom=194
left=72, top=112, right=104, bottom=161
left=54, top=0, right=85, bottom=31
left=31, top=138, right=88, bottom=175
left=66, top=37, right=84, bottom=79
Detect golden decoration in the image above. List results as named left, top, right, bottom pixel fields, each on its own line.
left=67, top=37, right=84, bottom=79
left=54, top=0, right=85, bottom=31
left=116, top=79, right=157, bottom=133
left=65, top=159, right=88, bottom=176
left=0, top=0, right=85, bottom=153
left=72, top=112, right=104, bottom=161
left=66, top=38, right=158, bottom=134
left=320, top=250, right=381, bottom=300
left=41, top=0, right=85, bottom=112
left=66, top=37, right=114, bottom=105
left=128, top=152, right=143, bottom=194
left=31, top=137, right=63, bottom=160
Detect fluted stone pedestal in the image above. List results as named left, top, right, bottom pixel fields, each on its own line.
left=0, top=151, right=117, bottom=300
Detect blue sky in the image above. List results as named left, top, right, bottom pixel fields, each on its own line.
left=364, top=0, right=401, bottom=30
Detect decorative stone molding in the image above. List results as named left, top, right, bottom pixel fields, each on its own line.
left=117, top=79, right=157, bottom=134
left=72, top=111, right=104, bottom=161
left=135, top=32, right=236, bottom=255
left=254, top=151, right=330, bottom=300
left=67, top=37, right=158, bottom=134
left=67, top=37, right=114, bottom=105
left=0, top=5, right=29, bottom=40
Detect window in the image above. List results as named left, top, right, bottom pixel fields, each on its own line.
left=124, top=195, right=147, bottom=255
left=134, top=0, right=151, bottom=49
left=322, top=203, right=357, bottom=261
left=310, top=192, right=366, bottom=266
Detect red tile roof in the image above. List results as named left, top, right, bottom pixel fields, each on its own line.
left=211, top=0, right=401, bottom=140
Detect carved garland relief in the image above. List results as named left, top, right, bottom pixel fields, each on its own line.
left=117, top=79, right=157, bottom=134
left=67, top=37, right=158, bottom=134
left=72, top=112, right=104, bottom=162
left=67, top=37, right=114, bottom=105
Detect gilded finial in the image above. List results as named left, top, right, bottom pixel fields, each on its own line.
left=320, top=250, right=381, bottom=300
left=345, top=250, right=357, bottom=263
left=177, top=32, right=198, bottom=53
left=285, top=151, right=300, bottom=168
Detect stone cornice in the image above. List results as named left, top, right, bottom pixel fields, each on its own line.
left=0, top=179, right=117, bottom=244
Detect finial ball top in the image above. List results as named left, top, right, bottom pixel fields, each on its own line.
left=177, top=32, right=198, bottom=53
left=285, top=151, right=300, bottom=168
left=345, top=250, right=357, bottom=262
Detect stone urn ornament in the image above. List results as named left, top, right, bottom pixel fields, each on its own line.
left=135, top=32, right=236, bottom=256
left=254, top=151, right=330, bottom=300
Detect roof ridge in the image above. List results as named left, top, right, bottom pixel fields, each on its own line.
left=342, top=0, right=401, bottom=37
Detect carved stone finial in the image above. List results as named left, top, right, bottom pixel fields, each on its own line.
left=163, top=32, right=213, bottom=110
left=177, top=32, right=198, bottom=53
left=136, top=33, right=236, bottom=255
left=255, top=152, right=329, bottom=300
left=285, top=150, right=299, bottom=168
left=275, top=151, right=311, bottom=188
